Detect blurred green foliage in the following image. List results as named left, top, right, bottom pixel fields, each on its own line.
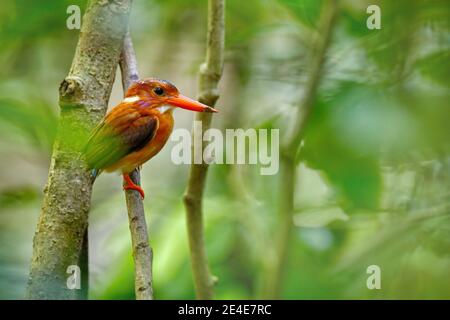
left=0, top=0, right=449, bottom=300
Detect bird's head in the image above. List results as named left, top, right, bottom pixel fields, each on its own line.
left=124, top=78, right=218, bottom=113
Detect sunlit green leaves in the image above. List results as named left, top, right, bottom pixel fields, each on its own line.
left=302, top=84, right=391, bottom=211
left=341, top=0, right=450, bottom=78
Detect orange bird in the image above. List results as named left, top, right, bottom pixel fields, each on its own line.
left=84, top=78, right=217, bottom=198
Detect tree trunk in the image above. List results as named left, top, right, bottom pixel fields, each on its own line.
left=26, top=0, right=132, bottom=300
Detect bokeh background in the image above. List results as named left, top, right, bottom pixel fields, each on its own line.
left=0, top=0, right=449, bottom=299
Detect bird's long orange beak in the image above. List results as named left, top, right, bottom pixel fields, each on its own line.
left=167, top=95, right=218, bottom=113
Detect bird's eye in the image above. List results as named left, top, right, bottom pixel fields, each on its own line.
left=153, top=87, right=164, bottom=96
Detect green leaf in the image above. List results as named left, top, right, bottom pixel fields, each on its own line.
left=302, top=83, right=388, bottom=211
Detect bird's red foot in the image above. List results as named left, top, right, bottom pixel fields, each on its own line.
left=123, top=173, right=145, bottom=199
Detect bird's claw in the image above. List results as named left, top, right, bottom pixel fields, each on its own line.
left=123, top=184, right=145, bottom=199
left=123, top=173, right=145, bottom=199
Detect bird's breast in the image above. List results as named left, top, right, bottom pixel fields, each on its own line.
left=105, top=110, right=174, bottom=173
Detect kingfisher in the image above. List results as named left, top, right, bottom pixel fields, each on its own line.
left=84, top=78, right=217, bottom=199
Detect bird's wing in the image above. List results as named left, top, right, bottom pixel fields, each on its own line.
left=84, top=105, right=158, bottom=170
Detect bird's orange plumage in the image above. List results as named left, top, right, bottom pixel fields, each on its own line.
left=84, top=78, right=217, bottom=198
left=103, top=106, right=173, bottom=173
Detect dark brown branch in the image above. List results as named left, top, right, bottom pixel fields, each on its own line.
left=119, top=31, right=154, bottom=300
left=183, top=0, right=225, bottom=300
left=26, top=0, right=132, bottom=300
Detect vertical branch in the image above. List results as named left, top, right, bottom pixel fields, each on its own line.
left=286, top=0, right=338, bottom=153
left=26, top=0, right=132, bottom=299
left=119, top=32, right=154, bottom=300
left=183, top=0, right=225, bottom=300
left=261, top=0, right=338, bottom=299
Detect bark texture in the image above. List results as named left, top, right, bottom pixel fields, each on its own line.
left=183, top=0, right=225, bottom=300
left=119, top=32, right=154, bottom=300
left=27, top=0, right=132, bottom=299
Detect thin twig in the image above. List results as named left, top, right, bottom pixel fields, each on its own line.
left=285, top=0, right=338, bottom=155
left=183, top=0, right=225, bottom=300
left=119, top=31, right=154, bottom=300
